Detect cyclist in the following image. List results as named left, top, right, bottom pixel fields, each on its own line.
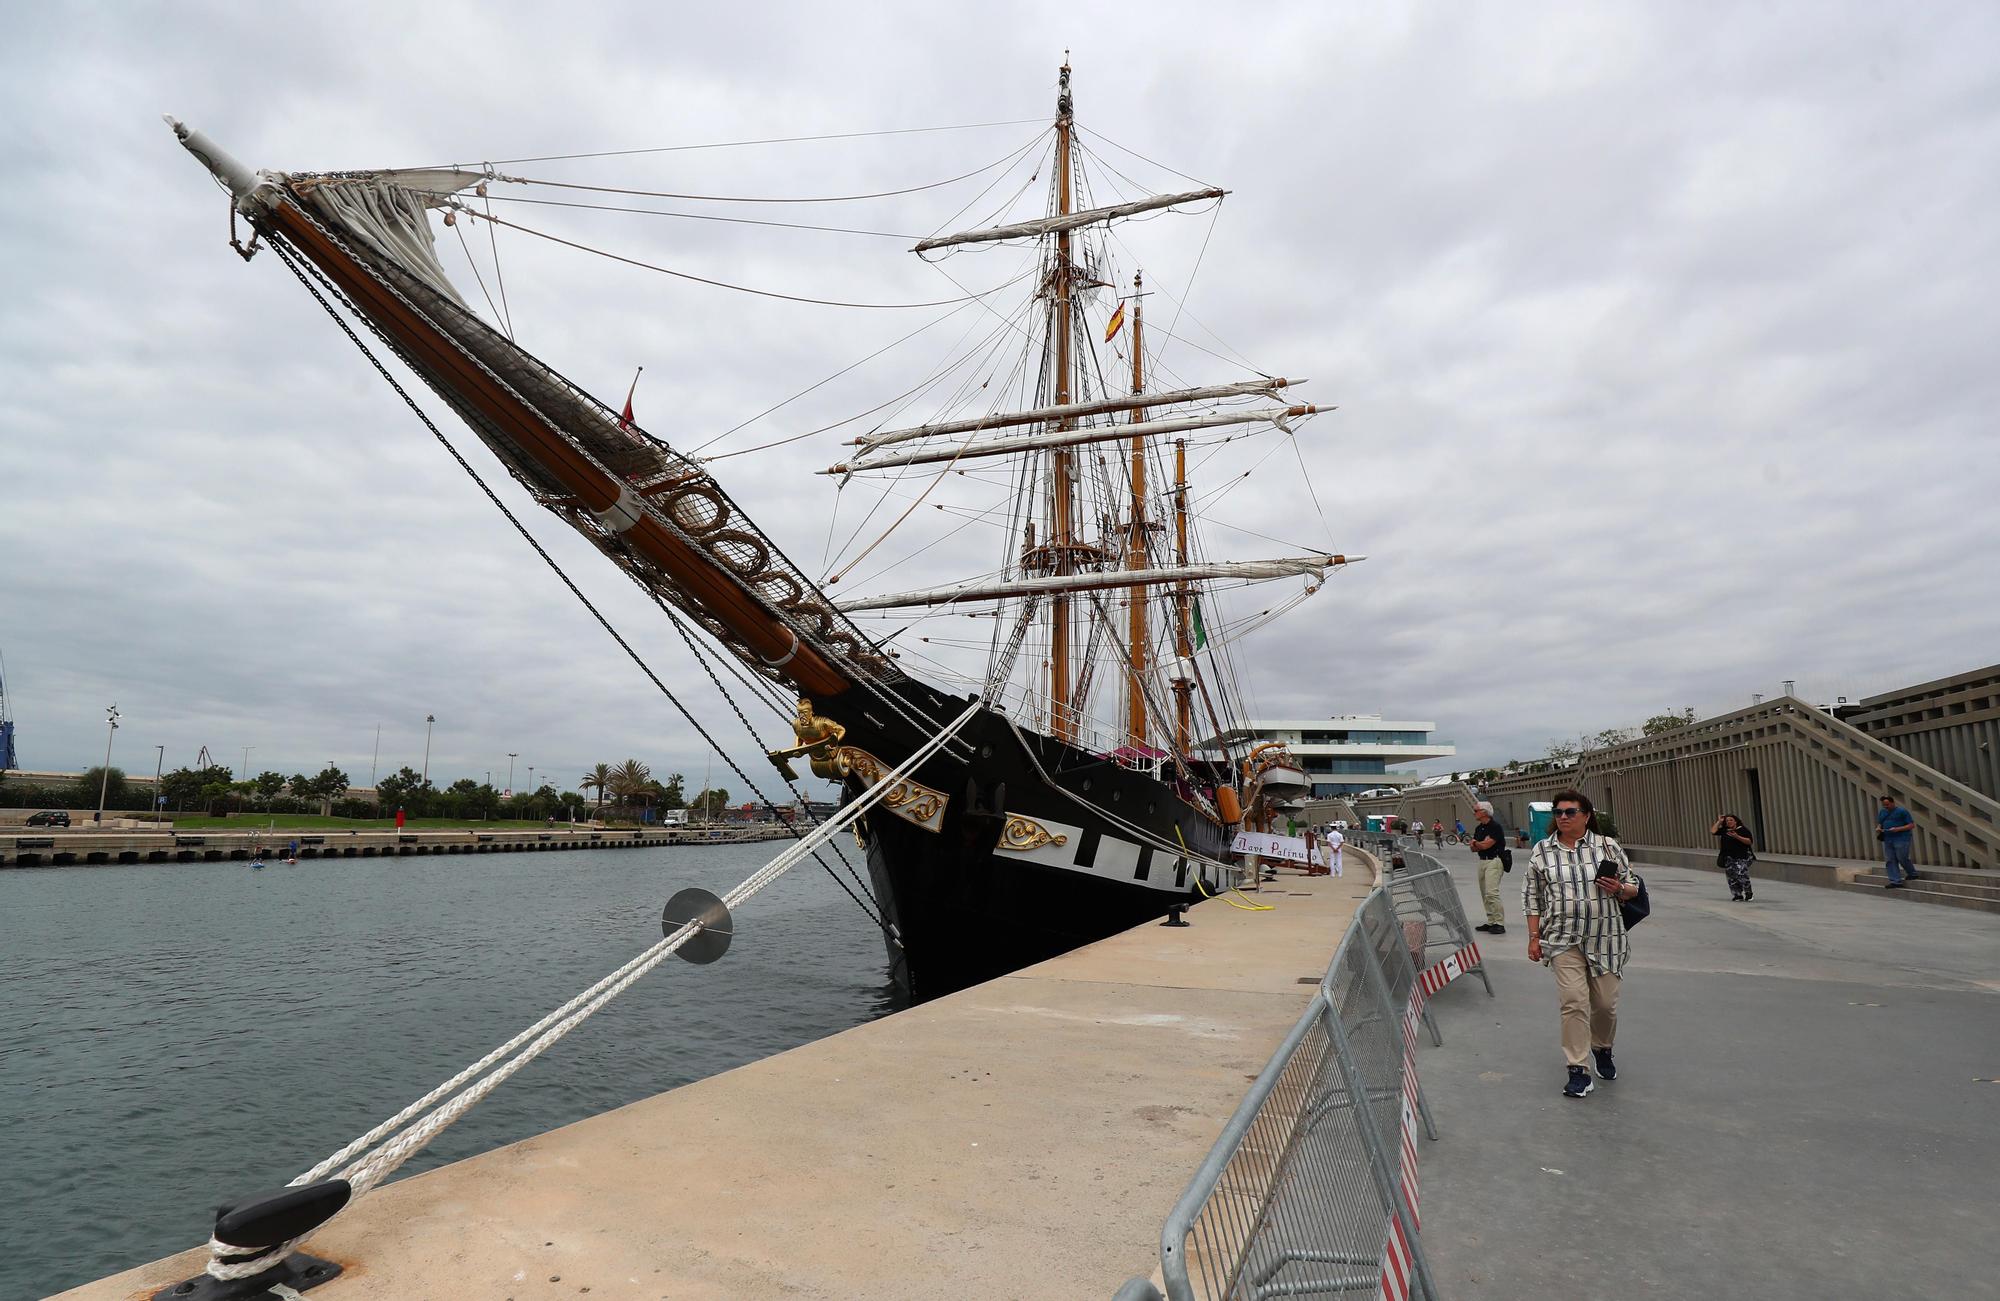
left=1432, top=819, right=1444, bottom=849
left=1454, top=817, right=1467, bottom=844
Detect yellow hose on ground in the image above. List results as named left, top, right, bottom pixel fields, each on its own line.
left=1181, top=827, right=1274, bottom=911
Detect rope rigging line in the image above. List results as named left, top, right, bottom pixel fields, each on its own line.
left=693, top=272, right=1038, bottom=460
left=817, top=297, right=1043, bottom=583
left=450, top=222, right=507, bottom=329
left=493, top=128, right=1047, bottom=204
left=199, top=701, right=982, bottom=1284
left=457, top=205, right=1037, bottom=309
left=627, top=569, right=887, bottom=916
left=1074, top=124, right=1220, bottom=190
left=481, top=189, right=516, bottom=338
left=267, top=238, right=893, bottom=940
left=916, top=132, right=1055, bottom=250
left=434, top=117, right=1047, bottom=168
left=478, top=190, right=923, bottom=239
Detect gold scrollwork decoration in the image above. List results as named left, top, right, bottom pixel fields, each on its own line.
left=830, top=745, right=947, bottom=833
left=997, top=815, right=1069, bottom=853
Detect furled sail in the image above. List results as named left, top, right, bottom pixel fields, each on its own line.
left=850, top=378, right=1301, bottom=450
left=825, top=405, right=1323, bottom=475
left=291, top=171, right=482, bottom=305
left=835, top=556, right=1358, bottom=613
left=913, top=188, right=1226, bottom=252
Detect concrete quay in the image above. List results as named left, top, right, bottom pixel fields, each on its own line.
left=0, top=823, right=791, bottom=868
left=60, top=854, right=1382, bottom=1300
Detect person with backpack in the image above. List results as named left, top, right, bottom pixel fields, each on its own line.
left=1469, top=801, right=1510, bottom=934
left=1524, top=788, right=1640, bottom=1099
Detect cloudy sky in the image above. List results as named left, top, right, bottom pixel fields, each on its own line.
left=2, top=1, right=1995, bottom=794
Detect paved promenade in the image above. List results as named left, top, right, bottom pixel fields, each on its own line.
left=1412, top=843, right=2000, bottom=1298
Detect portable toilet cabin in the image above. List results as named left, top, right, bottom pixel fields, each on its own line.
left=1526, top=801, right=1554, bottom=844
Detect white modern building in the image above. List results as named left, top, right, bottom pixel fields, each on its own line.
left=1199, top=715, right=1456, bottom=798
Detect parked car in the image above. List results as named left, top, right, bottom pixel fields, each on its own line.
left=25, top=810, right=71, bottom=827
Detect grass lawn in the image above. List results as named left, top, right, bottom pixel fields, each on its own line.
left=163, top=815, right=612, bottom=831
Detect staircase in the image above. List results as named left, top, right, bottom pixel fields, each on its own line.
left=1842, top=865, right=2000, bottom=914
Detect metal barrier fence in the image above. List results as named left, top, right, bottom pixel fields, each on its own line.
left=1139, top=889, right=1440, bottom=1301
left=1389, top=854, right=1493, bottom=1000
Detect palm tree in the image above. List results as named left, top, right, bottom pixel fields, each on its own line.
left=608, top=758, right=650, bottom=818
left=580, top=763, right=612, bottom=819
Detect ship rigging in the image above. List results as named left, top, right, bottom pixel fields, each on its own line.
left=170, top=59, right=1361, bottom=999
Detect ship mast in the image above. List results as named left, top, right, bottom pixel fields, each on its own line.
left=1047, top=59, right=1079, bottom=742
left=1124, top=272, right=1149, bottom=749
left=1172, top=437, right=1195, bottom=756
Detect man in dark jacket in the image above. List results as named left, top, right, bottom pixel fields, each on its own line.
left=1470, top=801, right=1508, bottom=934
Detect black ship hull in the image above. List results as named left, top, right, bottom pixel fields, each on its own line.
left=821, top=679, right=1235, bottom=1001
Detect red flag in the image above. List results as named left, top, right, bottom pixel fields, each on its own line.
left=617, top=366, right=643, bottom=432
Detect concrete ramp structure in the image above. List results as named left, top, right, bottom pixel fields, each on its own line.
left=1458, top=692, right=1997, bottom=907
left=1351, top=783, right=1483, bottom=836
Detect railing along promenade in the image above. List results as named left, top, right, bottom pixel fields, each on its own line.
left=0, top=822, right=794, bottom=867
left=1118, top=852, right=1490, bottom=1301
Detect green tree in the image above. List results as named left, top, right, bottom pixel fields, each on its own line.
left=689, top=788, right=730, bottom=819
left=1543, top=739, right=1579, bottom=765
left=254, top=771, right=288, bottom=803
left=376, top=766, right=432, bottom=816
left=580, top=763, right=612, bottom=817
left=308, top=766, right=350, bottom=809
left=608, top=759, right=651, bottom=815
left=1589, top=727, right=1635, bottom=750
left=660, top=772, right=686, bottom=810
left=161, top=764, right=230, bottom=811
left=1642, top=708, right=1697, bottom=736
left=78, top=766, right=129, bottom=810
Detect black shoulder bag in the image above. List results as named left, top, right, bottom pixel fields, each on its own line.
left=1599, top=843, right=1649, bottom=929
left=1620, top=873, right=1651, bottom=929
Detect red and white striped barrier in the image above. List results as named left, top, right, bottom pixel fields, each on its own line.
left=1380, top=986, right=1427, bottom=1299
left=1416, top=941, right=1482, bottom=999
left=1379, top=1208, right=1418, bottom=1301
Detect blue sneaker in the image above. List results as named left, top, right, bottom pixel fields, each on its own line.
left=1563, top=1066, right=1594, bottom=1098
left=1593, top=1047, right=1618, bottom=1081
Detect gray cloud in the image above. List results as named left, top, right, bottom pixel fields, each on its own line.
left=2, top=1, right=1995, bottom=792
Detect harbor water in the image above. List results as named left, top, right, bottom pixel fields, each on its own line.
left=0, top=841, right=900, bottom=1297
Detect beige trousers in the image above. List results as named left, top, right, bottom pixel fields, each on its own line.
left=1551, top=946, right=1621, bottom=1067
left=1478, top=858, right=1506, bottom=925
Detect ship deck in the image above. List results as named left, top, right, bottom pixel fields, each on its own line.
left=62, top=856, right=1381, bottom=1299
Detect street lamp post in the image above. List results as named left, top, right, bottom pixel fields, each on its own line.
left=527, top=765, right=534, bottom=795
left=153, top=744, right=165, bottom=825
left=422, top=714, right=436, bottom=786
left=96, top=704, right=120, bottom=824
left=241, top=745, right=253, bottom=779
left=506, top=752, right=517, bottom=797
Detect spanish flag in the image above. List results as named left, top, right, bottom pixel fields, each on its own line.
left=1103, top=302, right=1126, bottom=342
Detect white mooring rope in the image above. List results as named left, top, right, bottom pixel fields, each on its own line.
left=204, top=699, right=982, bottom=1282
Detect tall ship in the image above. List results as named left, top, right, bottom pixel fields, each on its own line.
left=169, top=64, right=1355, bottom=999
